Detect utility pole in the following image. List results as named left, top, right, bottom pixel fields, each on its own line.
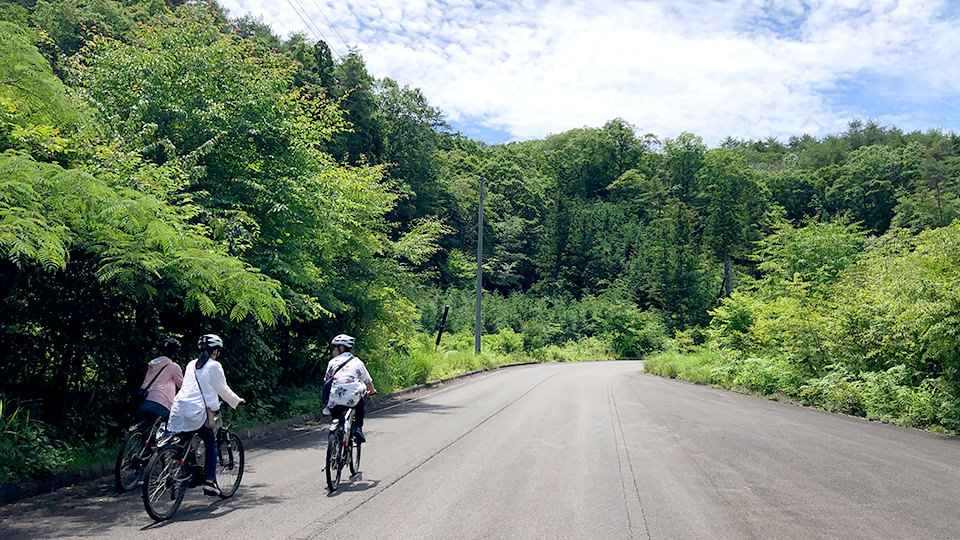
left=435, top=305, right=449, bottom=352
left=475, top=176, right=484, bottom=355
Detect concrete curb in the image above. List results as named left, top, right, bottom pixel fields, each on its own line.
left=0, top=362, right=535, bottom=506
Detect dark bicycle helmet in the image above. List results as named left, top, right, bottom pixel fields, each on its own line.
left=161, top=337, right=181, bottom=358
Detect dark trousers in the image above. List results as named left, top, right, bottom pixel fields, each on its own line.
left=198, top=426, right=218, bottom=481
left=135, top=400, right=170, bottom=423
left=331, top=396, right=365, bottom=429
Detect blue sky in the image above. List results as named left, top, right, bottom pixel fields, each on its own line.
left=221, top=0, right=960, bottom=146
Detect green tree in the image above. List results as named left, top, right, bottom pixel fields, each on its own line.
left=30, top=0, right=148, bottom=58
left=280, top=33, right=335, bottom=91
left=643, top=133, right=712, bottom=327
left=891, top=135, right=960, bottom=230
left=761, top=155, right=824, bottom=222
left=755, top=219, right=867, bottom=297
left=327, top=53, right=383, bottom=164
left=0, top=22, right=82, bottom=140
left=375, top=77, right=449, bottom=224
left=827, top=143, right=922, bottom=233
left=698, top=148, right=768, bottom=296
left=232, top=13, right=281, bottom=54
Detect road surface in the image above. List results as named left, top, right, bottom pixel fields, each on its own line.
left=2, top=361, right=960, bottom=539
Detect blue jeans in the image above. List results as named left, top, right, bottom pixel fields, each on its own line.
left=136, top=400, right=170, bottom=423
left=198, top=426, right=217, bottom=482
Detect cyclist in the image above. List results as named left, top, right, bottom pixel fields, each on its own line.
left=324, top=334, right=376, bottom=443
left=136, top=338, right=184, bottom=423
left=167, top=334, right=245, bottom=497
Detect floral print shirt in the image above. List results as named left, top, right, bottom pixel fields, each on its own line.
left=324, top=353, right=372, bottom=407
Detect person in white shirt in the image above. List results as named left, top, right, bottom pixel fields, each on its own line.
left=324, top=334, right=376, bottom=442
left=168, top=334, right=244, bottom=497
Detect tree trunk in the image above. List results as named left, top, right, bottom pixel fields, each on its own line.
left=722, top=251, right=733, bottom=297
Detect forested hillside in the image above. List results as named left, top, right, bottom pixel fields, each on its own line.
left=2, top=0, right=959, bottom=484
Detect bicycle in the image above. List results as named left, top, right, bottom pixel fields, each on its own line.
left=115, top=417, right=163, bottom=493
left=326, top=405, right=362, bottom=492
left=141, top=412, right=244, bottom=521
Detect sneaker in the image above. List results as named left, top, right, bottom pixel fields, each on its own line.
left=203, top=479, right=222, bottom=497
left=352, top=427, right=365, bottom=444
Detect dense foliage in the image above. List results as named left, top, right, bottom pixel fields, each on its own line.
left=0, top=4, right=433, bottom=479
left=2, top=0, right=960, bottom=482
left=670, top=220, right=960, bottom=431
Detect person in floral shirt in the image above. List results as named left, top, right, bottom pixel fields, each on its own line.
left=324, top=334, right=376, bottom=442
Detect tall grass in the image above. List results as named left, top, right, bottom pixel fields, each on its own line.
left=369, top=330, right=617, bottom=395
left=643, top=347, right=737, bottom=385
left=644, top=347, right=953, bottom=433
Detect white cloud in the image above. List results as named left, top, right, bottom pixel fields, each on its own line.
left=220, top=0, right=960, bottom=144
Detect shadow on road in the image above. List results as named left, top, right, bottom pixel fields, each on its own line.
left=368, top=398, right=461, bottom=419
left=0, top=394, right=463, bottom=538
left=140, top=482, right=285, bottom=530
left=0, top=478, right=287, bottom=539
left=256, top=399, right=462, bottom=453
left=0, top=480, right=135, bottom=539
left=325, top=473, right=381, bottom=497
left=254, top=425, right=329, bottom=452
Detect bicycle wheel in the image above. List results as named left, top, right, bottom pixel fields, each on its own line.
left=115, top=430, right=146, bottom=492
left=348, top=435, right=361, bottom=476
left=325, top=429, right=345, bottom=491
left=216, top=432, right=244, bottom=498
left=142, top=446, right=187, bottom=522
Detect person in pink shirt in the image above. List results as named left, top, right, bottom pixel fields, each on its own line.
left=136, top=338, right=185, bottom=422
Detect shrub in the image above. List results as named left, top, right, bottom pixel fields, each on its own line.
left=284, top=385, right=323, bottom=416
left=534, top=337, right=614, bottom=363
left=389, top=349, right=434, bottom=388
left=0, top=399, right=66, bottom=484
left=730, top=356, right=783, bottom=396
left=936, top=381, right=960, bottom=432
left=520, top=320, right=559, bottom=350
left=673, top=327, right=708, bottom=354
left=709, top=293, right=757, bottom=351
left=858, top=366, right=938, bottom=427
left=798, top=369, right=864, bottom=415
left=490, top=328, right=524, bottom=355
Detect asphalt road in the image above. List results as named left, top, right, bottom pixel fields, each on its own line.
left=3, top=361, right=960, bottom=539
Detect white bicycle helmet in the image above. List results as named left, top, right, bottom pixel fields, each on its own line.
left=330, top=334, right=355, bottom=350
left=198, top=334, right=223, bottom=351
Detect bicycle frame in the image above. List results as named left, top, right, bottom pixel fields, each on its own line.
left=326, top=406, right=360, bottom=491
left=116, top=417, right=164, bottom=492
left=142, top=411, right=244, bottom=521
left=330, top=407, right=354, bottom=460
left=341, top=408, right=356, bottom=443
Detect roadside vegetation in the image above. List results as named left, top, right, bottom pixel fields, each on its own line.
left=2, top=0, right=959, bottom=484
left=646, top=220, right=960, bottom=434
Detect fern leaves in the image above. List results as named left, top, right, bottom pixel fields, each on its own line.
left=0, top=154, right=69, bottom=272
left=0, top=151, right=287, bottom=325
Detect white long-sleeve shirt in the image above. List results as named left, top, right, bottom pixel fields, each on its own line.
left=167, top=358, right=242, bottom=433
